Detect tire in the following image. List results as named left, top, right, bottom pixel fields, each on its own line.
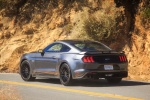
left=20, top=60, right=35, bottom=81
left=59, top=63, right=72, bottom=86
left=106, top=78, right=122, bottom=84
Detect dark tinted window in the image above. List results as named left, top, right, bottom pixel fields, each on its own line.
left=71, top=42, right=111, bottom=51
left=60, top=45, right=71, bottom=52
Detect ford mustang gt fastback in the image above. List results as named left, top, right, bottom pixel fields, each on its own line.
left=20, top=40, right=128, bottom=86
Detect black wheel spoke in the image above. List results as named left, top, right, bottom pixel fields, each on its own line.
left=21, top=64, right=30, bottom=78
left=62, top=76, right=67, bottom=82
left=60, top=66, right=70, bottom=83
left=20, top=61, right=35, bottom=81
left=59, top=63, right=73, bottom=86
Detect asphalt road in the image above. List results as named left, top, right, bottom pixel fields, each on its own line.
left=0, top=73, right=150, bottom=100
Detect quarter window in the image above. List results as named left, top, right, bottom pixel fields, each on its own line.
left=72, top=42, right=110, bottom=51
left=60, top=45, right=70, bottom=52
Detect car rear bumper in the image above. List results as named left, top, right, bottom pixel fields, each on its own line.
left=73, top=69, right=128, bottom=79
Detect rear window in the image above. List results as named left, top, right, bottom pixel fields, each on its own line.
left=71, top=42, right=111, bottom=52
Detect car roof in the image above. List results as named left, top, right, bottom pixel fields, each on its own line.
left=56, top=40, right=111, bottom=52
left=58, top=40, right=97, bottom=44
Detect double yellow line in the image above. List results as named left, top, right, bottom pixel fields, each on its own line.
left=0, top=80, right=142, bottom=100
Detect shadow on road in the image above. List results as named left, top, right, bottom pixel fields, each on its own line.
left=34, top=78, right=150, bottom=87
left=73, top=79, right=150, bottom=87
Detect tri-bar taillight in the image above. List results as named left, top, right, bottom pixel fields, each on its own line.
left=82, top=56, right=94, bottom=63
left=119, top=55, right=127, bottom=62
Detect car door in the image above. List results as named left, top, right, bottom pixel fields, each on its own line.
left=34, top=43, right=63, bottom=77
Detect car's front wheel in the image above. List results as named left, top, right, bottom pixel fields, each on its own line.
left=20, top=60, right=35, bottom=81
left=106, top=78, right=122, bottom=84
left=59, top=63, right=72, bottom=86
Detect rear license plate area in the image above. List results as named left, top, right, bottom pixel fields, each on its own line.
left=104, top=65, right=113, bottom=70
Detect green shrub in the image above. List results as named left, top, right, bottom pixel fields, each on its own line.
left=140, top=1, right=150, bottom=28
left=142, top=7, right=150, bottom=20
left=82, top=13, right=124, bottom=42
left=0, top=0, right=17, bottom=9
left=0, top=0, right=6, bottom=9
left=80, top=0, right=126, bottom=42
left=83, top=16, right=117, bottom=41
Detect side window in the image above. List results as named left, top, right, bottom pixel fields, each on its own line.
left=74, top=43, right=85, bottom=50
left=46, top=44, right=63, bottom=52
left=60, top=45, right=71, bottom=52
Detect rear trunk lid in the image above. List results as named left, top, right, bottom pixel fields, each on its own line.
left=81, top=51, right=127, bottom=63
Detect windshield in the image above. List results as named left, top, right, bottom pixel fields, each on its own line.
left=71, top=41, right=111, bottom=52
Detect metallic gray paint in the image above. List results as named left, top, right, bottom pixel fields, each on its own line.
left=20, top=40, right=128, bottom=79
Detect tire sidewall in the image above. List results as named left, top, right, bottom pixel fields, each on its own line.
left=59, top=63, right=72, bottom=86
left=20, top=60, right=32, bottom=81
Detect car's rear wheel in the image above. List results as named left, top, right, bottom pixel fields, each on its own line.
left=20, top=60, right=35, bottom=81
left=59, top=63, right=72, bottom=86
left=106, top=78, right=122, bottom=84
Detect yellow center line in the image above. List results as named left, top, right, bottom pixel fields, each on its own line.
left=0, top=80, right=143, bottom=100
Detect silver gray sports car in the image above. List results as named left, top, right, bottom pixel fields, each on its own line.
left=20, top=40, right=128, bottom=86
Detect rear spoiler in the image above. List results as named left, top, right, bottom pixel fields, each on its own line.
left=79, top=50, right=125, bottom=55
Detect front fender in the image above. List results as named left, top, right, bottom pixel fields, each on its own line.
left=20, top=53, right=36, bottom=75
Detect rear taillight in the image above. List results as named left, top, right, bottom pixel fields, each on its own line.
left=119, top=55, right=127, bottom=62
left=82, top=56, right=94, bottom=63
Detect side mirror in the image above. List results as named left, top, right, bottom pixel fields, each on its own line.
left=38, top=49, right=43, bottom=53
left=119, top=51, right=125, bottom=54
left=122, top=51, right=125, bottom=53
left=38, top=49, right=44, bottom=56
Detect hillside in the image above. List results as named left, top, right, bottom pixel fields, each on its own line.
left=0, top=0, right=150, bottom=81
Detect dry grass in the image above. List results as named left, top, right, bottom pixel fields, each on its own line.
left=0, top=86, right=22, bottom=100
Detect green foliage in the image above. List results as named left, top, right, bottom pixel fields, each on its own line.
left=0, top=0, right=17, bottom=9
left=59, top=0, right=74, bottom=6
left=0, top=0, right=6, bottom=9
left=142, top=7, right=150, bottom=20
left=78, top=0, right=126, bottom=42
left=82, top=11, right=124, bottom=42
left=83, top=16, right=117, bottom=41
left=140, top=1, right=150, bottom=28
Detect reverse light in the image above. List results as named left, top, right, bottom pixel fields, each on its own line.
left=82, top=56, right=94, bottom=63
